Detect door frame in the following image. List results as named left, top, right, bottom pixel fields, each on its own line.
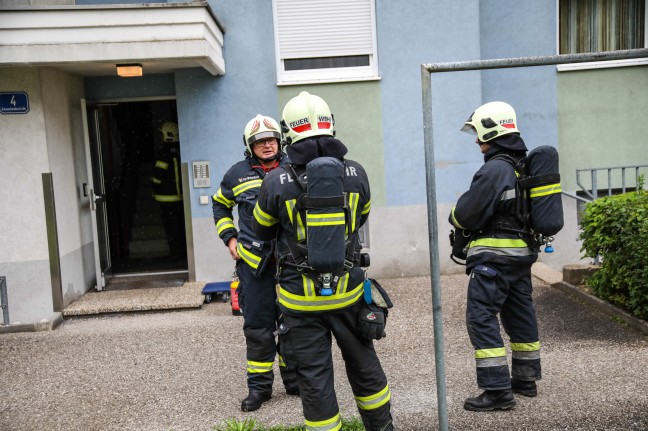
left=81, top=96, right=191, bottom=290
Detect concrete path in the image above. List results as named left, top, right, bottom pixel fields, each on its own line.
left=1, top=266, right=647, bottom=431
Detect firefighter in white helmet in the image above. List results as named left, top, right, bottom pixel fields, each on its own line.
left=252, top=92, right=393, bottom=431
left=212, top=114, right=298, bottom=411
left=151, top=121, right=186, bottom=260
left=451, top=101, right=541, bottom=411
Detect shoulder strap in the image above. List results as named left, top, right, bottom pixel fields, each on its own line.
left=286, top=163, right=307, bottom=191
left=490, top=153, right=526, bottom=175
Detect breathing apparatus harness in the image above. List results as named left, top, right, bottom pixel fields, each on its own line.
left=279, top=161, right=369, bottom=296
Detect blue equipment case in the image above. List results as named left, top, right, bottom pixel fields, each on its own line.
left=202, top=281, right=230, bottom=304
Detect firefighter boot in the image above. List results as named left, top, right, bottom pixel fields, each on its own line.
left=464, top=390, right=516, bottom=412
left=241, top=391, right=271, bottom=412
left=512, top=378, right=537, bottom=397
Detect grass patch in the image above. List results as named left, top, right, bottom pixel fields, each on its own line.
left=213, top=416, right=365, bottom=431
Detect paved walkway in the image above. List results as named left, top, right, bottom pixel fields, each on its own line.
left=1, top=266, right=647, bottom=430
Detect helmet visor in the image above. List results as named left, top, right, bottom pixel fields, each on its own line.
left=460, top=122, right=477, bottom=135
left=247, top=130, right=281, bottom=146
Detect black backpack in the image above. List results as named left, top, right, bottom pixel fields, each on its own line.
left=284, top=157, right=364, bottom=295
left=450, top=145, right=564, bottom=264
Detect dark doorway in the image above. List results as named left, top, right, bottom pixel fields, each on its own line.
left=94, top=99, right=188, bottom=277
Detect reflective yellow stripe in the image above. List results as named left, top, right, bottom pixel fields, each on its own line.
left=253, top=203, right=277, bottom=227
left=152, top=194, right=182, bottom=202
left=306, top=212, right=345, bottom=226
left=233, top=179, right=262, bottom=196
left=216, top=217, right=235, bottom=235
left=450, top=206, right=466, bottom=229
left=361, top=199, right=371, bottom=215
left=302, top=275, right=316, bottom=297
left=247, top=360, right=273, bottom=374
left=469, top=237, right=528, bottom=249
left=213, top=189, right=235, bottom=208
left=511, top=341, right=540, bottom=352
left=237, top=243, right=261, bottom=269
left=278, top=283, right=363, bottom=312
left=355, top=384, right=391, bottom=411
left=348, top=192, right=359, bottom=232
left=305, top=412, right=341, bottom=431
left=475, top=347, right=507, bottom=359
left=530, top=183, right=561, bottom=198
left=286, top=199, right=306, bottom=241
left=173, top=159, right=181, bottom=196
left=151, top=177, right=162, bottom=185
left=155, top=160, right=168, bottom=170
left=278, top=355, right=286, bottom=368
left=336, top=273, right=349, bottom=294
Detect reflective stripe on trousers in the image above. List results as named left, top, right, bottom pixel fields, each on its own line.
left=466, top=262, right=541, bottom=389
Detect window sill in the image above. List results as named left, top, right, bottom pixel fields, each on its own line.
left=557, top=57, right=648, bottom=72
left=277, top=75, right=381, bottom=86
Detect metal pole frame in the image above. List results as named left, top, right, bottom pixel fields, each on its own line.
left=1, top=276, right=9, bottom=325
left=420, top=48, right=648, bottom=430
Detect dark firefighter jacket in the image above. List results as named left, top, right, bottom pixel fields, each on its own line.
left=449, top=142, right=537, bottom=271
left=212, top=153, right=288, bottom=275
left=152, top=144, right=182, bottom=202
left=251, top=137, right=371, bottom=314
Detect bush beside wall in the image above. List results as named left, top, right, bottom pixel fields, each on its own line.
left=578, top=179, right=648, bottom=321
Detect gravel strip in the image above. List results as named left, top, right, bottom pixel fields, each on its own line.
left=1, top=274, right=647, bottom=430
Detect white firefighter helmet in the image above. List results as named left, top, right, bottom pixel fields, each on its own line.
left=461, top=101, right=519, bottom=142
left=281, top=91, right=334, bottom=145
left=159, top=122, right=179, bottom=143
left=243, top=114, right=281, bottom=155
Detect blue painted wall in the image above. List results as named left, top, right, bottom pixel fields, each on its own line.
left=377, top=0, right=483, bottom=206
left=479, top=0, right=559, bottom=154
left=178, top=0, right=280, bottom=217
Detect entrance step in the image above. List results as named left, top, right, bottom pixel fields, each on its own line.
left=62, top=281, right=205, bottom=317
left=132, top=211, right=163, bottom=227
left=131, top=225, right=166, bottom=241
left=129, top=238, right=169, bottom=259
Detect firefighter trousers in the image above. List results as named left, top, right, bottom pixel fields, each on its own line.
left=280, top=301, right=393, bottom=431
left=466, top=262, right=541, bottom=390
left=237, top=262, right=298, bottom=394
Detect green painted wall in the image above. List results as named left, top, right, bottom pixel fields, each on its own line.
left=558, top=66, right=648, bottom=192
left=278, top=82, right=386, bottom=206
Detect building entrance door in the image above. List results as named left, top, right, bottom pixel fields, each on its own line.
left=82, top=98, right=188, bottom=291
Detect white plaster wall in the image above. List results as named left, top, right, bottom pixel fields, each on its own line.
left=366, top=200, right=587, bottom=280
left=0, top=69, right=49, bottom=261
left=0, top=67, right=54, bottom=322
left=40, top=67, right=93, bottom=306
left=192, top=217, right=236, bottom=283
left=190, top=199, right=587, bottom=284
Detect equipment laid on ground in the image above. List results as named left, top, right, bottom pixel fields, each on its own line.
left=201, top=281, right=230, bottom=304
left=201, top=274, right=242, bottom=316
left=230, top=275, right=242, bottom=316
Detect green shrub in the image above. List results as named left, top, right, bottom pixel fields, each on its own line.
left=578, top=177, right=648, bottom=320
left=212, top=416, right=365, bottom=431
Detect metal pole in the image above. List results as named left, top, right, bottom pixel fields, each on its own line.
left=1, top=276, right=9, bottom=325
left=423, top=48, right=648, bottom=73
left=420, top=65, right=448, bottom=431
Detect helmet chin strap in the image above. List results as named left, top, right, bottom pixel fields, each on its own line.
left=257, top=152, right=279, bottom=163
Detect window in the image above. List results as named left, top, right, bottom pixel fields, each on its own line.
left=558, top=0, right=647, bottom=70
left=272, top=0, right=379, bottom=85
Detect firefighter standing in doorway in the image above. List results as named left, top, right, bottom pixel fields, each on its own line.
left=449, top=101, right=541, bottom=411
left=212, top=114, right=299, bottom=412
left=251, top=92, right=393, bottom=431
left=151, top=121, right=186, bottom=260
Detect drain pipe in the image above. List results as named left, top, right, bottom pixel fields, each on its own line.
left=1, top=276, right=9, bottom=325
